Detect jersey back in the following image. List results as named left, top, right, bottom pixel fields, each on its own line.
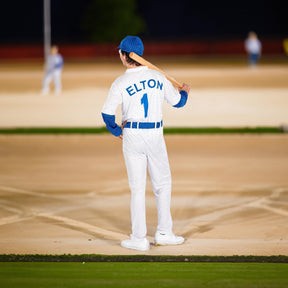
left=102, top=66, right=180, bottom=123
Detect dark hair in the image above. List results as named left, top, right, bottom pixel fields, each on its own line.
left=120, top=50, right=141, bottom=66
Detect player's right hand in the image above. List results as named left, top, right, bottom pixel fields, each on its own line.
left=179, top=83, right=190, bottom=94
left=119, top=121, right=127, bottom=140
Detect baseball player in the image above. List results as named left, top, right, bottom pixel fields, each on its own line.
left=102, top=36, right=190, bottom=251
left=42, top=45, right=64, bottom=95
left=244, top=31, right=262, bottom=67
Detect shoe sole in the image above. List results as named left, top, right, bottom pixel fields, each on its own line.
left=121, top=243, right=150, bottom=251
left=154, top=239, right=185, bottom=246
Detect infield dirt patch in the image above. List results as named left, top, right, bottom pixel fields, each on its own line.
left=0, top=61, right=288, bottom=128
left=0, top=134, right=287, bottom=255
left=0, top=60, right=288, bottom=255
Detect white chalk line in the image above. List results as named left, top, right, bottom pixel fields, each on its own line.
left=36, top=213, right=126, bottom=241
left=1, top=184, right=287, bottom=240
left=0, top=199, right=34, bottom=226
left=0, top=185, right=60, bottom=199
left=246, top=188, right=288, bottom=217
left=180, top=188, right=288, bottom=236
left=0, top=208, right=126, bottom=240
left=0, top=214, right=32, bottom=226
left=0, top=185, right=127, bottom=240
left=248, top=201, right=288, bottom=217
left=0, top=203, right=126, bottom=240
left=180, top=203, right=250, bottom=236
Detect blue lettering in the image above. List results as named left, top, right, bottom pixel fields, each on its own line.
left=157, top=81, right=163, bottom=90
left=127, top=79, right=163, bottom=96
left=140, top=80, right=146, bottom=90
left=134, top=83, right=142, bottom=93
left=126, top=86, right=135, bottom=96
left=148, top=79, right=156, bottom=88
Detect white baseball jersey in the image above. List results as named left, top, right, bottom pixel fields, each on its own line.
left=45, top=54, right=64, bottom=73
left=102, top=66, right=184, bottom=240
left=245, top=38, right=262, bottom=54
left=42, top=53, right=64, bottom=94
left=102, top=66, right=181, bottom=123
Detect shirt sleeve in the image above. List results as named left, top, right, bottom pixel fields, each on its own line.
left=101, top=80, right=122, bottom=115
left=163, top=77, right=181, bottom=106
left=55, top=54, right=64, bottom=69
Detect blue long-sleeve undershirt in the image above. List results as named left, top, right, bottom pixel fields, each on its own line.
left=102, top=113, right=122, bottom=137
left=173, top=90, right=188, bottom=108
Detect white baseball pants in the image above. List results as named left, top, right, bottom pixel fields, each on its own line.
left=42, top=69, right=62, bottom=93
left=123, top=127, right=173, bottom=240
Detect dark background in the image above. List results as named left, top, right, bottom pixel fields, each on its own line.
left=0, top=0, right=286, bottom=44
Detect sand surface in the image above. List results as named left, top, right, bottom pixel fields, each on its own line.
left=0, top=60, right=288, bottom=255
left=0, top=62, right=288, bottom=128
left=0, top=134, right=287, bottom=255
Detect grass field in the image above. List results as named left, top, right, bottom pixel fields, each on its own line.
left=0, top=126, right=284, bottom=134
left=1, top=262, right=288, bottom=288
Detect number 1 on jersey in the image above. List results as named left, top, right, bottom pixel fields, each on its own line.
left=141, top=93, right=148, bottom=118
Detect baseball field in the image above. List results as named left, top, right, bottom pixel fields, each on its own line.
left=0, top=58, right=288, bottom=285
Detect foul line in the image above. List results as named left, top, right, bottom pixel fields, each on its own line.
left=37, top=212, right=126, bottom=241
left=0, top=185, right=127, bottom=240
left=0, top=185, right=59, bottom=199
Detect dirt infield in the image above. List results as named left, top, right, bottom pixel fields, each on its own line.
left=0, top=60, right=288, bottom=255
left=0, top=61, right=288, bottom=128
left=0, top=134, right=287, bottom=255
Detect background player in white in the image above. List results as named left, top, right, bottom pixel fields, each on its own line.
left=102, top=36, right=190, bottom=251
left=244, top=31, right=262, bottom=67
left=42, top=45, right=64, bottom=95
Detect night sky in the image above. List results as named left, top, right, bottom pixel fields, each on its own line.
left=0, top=0, right=286, bottom=44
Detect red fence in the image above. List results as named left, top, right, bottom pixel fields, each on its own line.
left=0, top=39, right=285, bottom=60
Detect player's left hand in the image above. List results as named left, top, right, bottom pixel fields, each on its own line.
left=119, top=121, right=127, bottom=140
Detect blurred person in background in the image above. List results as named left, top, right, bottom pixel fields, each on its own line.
left=283, top=38, right=288, bottom=55
left=42, top=45, right=64, bottom=95
left=244, top=31, right=262, bottom=67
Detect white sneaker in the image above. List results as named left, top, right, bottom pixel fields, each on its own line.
left=121, top=237, right=150, bottom=251
left=154, top=231, right=184, bottom=245
left=41, top=90, right=49, bottom=96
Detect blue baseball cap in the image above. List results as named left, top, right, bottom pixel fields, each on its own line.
left=118, top=36, right=144, bottom=56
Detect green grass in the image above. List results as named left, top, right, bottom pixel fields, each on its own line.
left=0, top=126, right=284, bottom=134
left=0, top=262, right=287, bottom=288
left=0, top=127, right=109, bottom=134
left=163, top=126, right=283, bottom=134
